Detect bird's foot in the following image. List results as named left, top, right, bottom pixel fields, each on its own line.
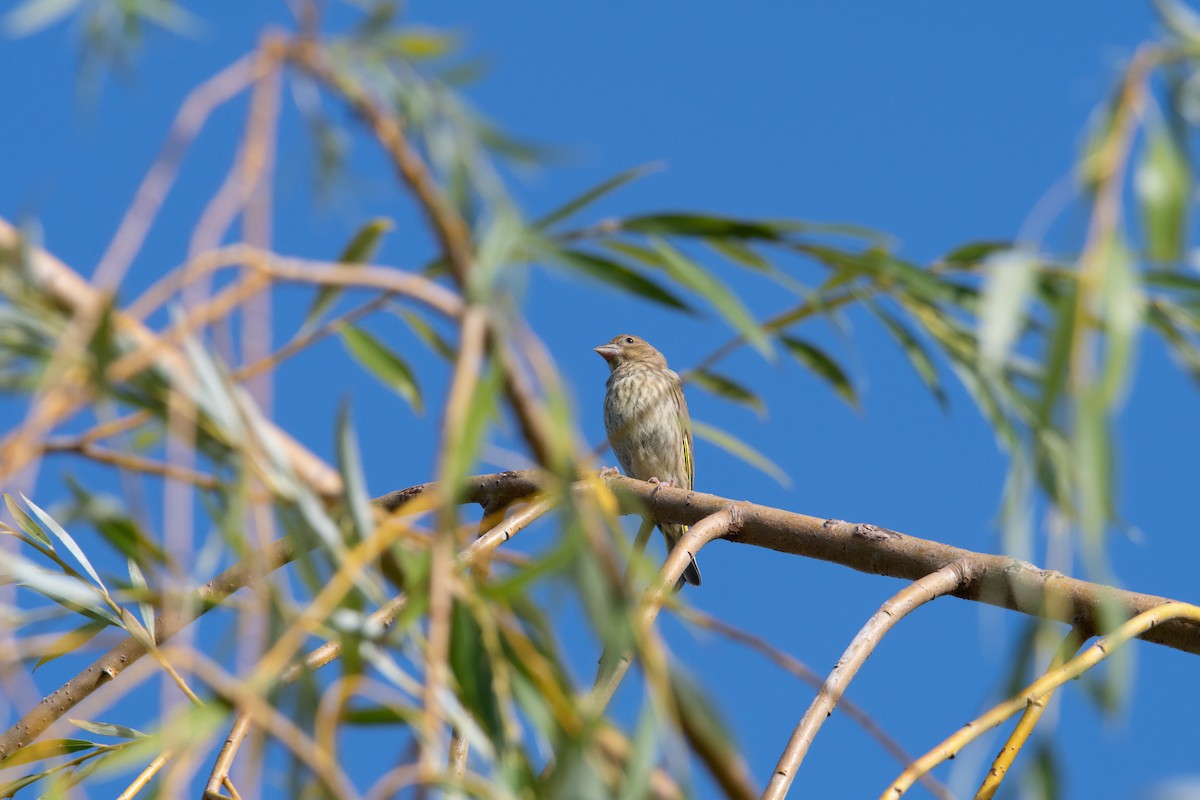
left=647, top=477, right=675, bottom=487
left=599, top=466, right=620, bottom=478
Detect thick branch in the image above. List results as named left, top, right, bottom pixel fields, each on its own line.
left=382, top=470, right=1200, bottom=657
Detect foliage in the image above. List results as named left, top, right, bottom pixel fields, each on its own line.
left=1, top=0, right=1200, bottom=798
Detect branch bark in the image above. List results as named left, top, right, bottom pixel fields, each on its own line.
left=388, top=470, right=1200, bottom=657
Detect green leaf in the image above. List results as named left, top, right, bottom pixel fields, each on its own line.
left=0, top=738, right=95, bottom=768
left=650, top=237, right=772, bottom=358
left=1154, top=0, right=1200, bottom=49
left=393, top=308, right=456, bottom=361
left=618, top=705, right=659, bottom=800
left=5, top=493, right=51, bottom=549
left=305, top=217, right=394, bottom=326
left=449, top=601, right=504, bottom=743
left=1037, top=279, right=1078, bottom=426
left=1099, top=236, right=1144, bottom=406
left=978, top=250, right=1038, bottom=374
left=388, top=26, right=459, bottom=59
left=706, top=237, right=769, bottom=271
left=668, top=667, right=754, bottom=796
left=68, top=719, right=146, bottom=740
left=692, top=420, right=790, bottom=487
left=126, top=559, right=155, bottom=636
left=1135, top=121, right=1190, bottom=262
left=941, top=240, right=1014, bottom=268
left=543, top=248, right=693, bottom=312
left=3, top=0, right=82, bottom=37
left=535, top=163, right=662, bottom=230
left=339, top=325, right=423, bottom=413
left=867, top=299, right=947, bottom=408
left=22, top=494, right=107, bottom=594
left=779, top=336, right=859, bottom=409
left=620, top=213, right=786, bottom=240
left=685, top=369, right=765, bottom=417
left=34, top=620, right=108, bottom=670
left=438, top=360, right=502, bottom=500
left=336, top=401, right=375, bottom=557
left=63, top=477, right=168, bottom=567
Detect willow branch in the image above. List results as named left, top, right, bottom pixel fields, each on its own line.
left=43, top=438, right=219, bottom=489
left=382, top=469, right=1200, bottom=657
left=204, top=498, right=550, bottom=797
left=974, top=626, right=1089, bottom=800
left=762, top=562, right=974, bottom=800
left=883, top=602, right=1200, bottom=798
left=0, top=218, right=345, bottom=497
left=93, top=52, right=261, bottom=290
left=678, top=607, right=953, bottom=800
left=588, top=506, right=741, bottom=716
left=283, top=39, right=557, bottom=467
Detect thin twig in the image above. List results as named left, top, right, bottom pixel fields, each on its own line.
left=762, top=562, right=974, bottom=800
left=588, top=506, right=741, bottom=715
left=206, top=500, right=551, bottom=795
left=115, top=751, right=172, bottom=800
left=0, top=219, right=345, bottom=496
left=974, top=625, right=1089, bottom=800
left=883, top=601, right=1200, bottom=798
left=677, top=606, right=954, bottom=800
left=43, top=438, right=219, bottom=489
left=93, top=52, right=262, bottom=290
left=125, top=244, right=462, bottom=324
left=232, top=294, right=392, bottom=382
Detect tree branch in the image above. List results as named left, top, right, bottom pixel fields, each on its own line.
left=762, top=562, right=974, bottom=799
left=384, top=470, right=1200, bottom=657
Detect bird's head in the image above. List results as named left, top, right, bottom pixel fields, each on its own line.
left=594, top=334, right=668, bottom=371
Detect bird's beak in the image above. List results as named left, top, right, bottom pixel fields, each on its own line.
left=594, top=344, right=618, bottom=363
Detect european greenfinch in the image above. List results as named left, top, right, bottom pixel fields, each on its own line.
left=595, top=334, right=701, bottom=588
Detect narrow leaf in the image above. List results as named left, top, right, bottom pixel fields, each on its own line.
left=339, top=325, right=424, bottom=413
left=68, top=719, right=146, bottom=739
left=941, top=240, right=1013, bottom=268
left=867, top=300, right=947, bottom=408
left=692, top=420, right=790, bottom=487
left=650, top=237, right=772, bottom=357
left=1135, top=121, right=1190, bottom=262
left=306, top=217, right=394, bottom=326
left=5, top=493, right=51, bottom=548
left=978, top=250, right=1038, bottom=373
left=685, top=369, right=765, bottom=416
left=126, top=559, right=155, bottom=635
left=22, top=494, right=106, bottom=593
left=547, top=248, right=693, bottom=311
left=3, top=0, right=82, bottom=36
left=779, top=336, right=859, bottom=409
left=621, top=213, right=785, bottom=240
left=535, top=163, right=662, bottom=230
left=394, top=308, right=455, bottom=360
left=0, top=738, right=94, bottom=768
left=706, top=237, right=769, bottom=271
left=34, top=620, right=108, bottom=670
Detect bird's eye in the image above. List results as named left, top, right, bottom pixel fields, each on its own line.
left=624, top=337, right=635, bottom=344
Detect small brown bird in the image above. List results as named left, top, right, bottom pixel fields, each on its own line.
left=595, top=334, right=701, bottom=588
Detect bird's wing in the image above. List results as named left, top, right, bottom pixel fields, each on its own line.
left=672, top=373, right=694, bottom=491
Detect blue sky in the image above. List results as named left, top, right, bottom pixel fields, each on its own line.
left=4, top=2, right=1200, bottom=798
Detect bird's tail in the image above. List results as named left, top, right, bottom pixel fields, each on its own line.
left=660, top=523, right=702, bottom=590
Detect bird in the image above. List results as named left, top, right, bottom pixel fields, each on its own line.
left=594, top=334, right=701, bottom=589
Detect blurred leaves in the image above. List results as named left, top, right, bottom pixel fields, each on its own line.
left=1135, top=118, right=1191, bottom=262
left=3, top=2, right=1200, bottom=797
left=305, top=216, right=395, bottom=328
left=339, top=324, right=424, bottom=413
left=692, top=420, right=790, bottom=488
